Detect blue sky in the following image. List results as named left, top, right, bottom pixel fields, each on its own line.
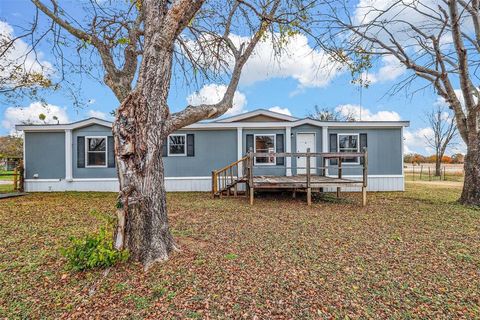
left=0, top=0, right=466, bottom=155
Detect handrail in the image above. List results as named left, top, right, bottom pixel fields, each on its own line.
left=211, top=156, right=249, bottom=197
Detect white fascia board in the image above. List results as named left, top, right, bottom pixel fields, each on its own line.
left=291, top=118, right=410, bottom=128
left=215, top=109, right=298, bottom=122
left=184, top=120, right=410, bottom=130
left=16, top=116, right=410, bottom=132
left=16, top=117, right=112, bottom=132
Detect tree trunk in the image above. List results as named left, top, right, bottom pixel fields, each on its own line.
left=112, top=90, right=177, bottom=268
left=460, top=137, right=480, bottom=206
left=435, top=157, right=441, bottom=177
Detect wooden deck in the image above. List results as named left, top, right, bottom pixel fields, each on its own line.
left=211, top=150, right=368, bottom=206
left=252, top=175, right=363, bottom=189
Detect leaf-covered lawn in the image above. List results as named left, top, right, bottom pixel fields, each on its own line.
left=1, top=183, right=479, bottom=318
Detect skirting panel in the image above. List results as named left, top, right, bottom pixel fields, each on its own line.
left=24, top=177, right=213, bottom=192
left=24, top=175, right=404, bottom=192
left=323, top=175, right=404, bottom=192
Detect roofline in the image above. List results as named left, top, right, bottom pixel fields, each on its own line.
left=15, top=117, right=112, bottom=132
left=215, top=109, right=299, bottom=122
left=15, top=115, right=410, bottom=132
left=184, top=118, right=409, bottom=129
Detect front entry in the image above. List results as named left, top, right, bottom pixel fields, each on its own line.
left=296, top=133, right=316, bottom=174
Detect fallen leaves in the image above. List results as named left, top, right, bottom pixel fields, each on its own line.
left=0, top=184, right=479, bottom=318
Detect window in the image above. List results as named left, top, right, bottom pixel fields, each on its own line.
left=168, top=134, right=186, bottom=156
left=254, top=134, right=276, bottom=165
left=86, top=137, right=107, bottom=167
left=338, top=134, right=359, bottom=164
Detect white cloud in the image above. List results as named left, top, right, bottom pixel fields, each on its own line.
left=268, top=106, right=292, bottom=116
left=335, top=104, right=402, bottom=121
left=183, top=32, right=344, bottom=91
left=404, top=127, right=434, bottom=154
left=187, top=84, right=247, bottom=116
left=0, top=21, right=53, bottom=86
left=364, top=55, right=406, bottom=84
left=233, top=33, right=343, bottom=89
left=2, top=102, right=69, bottom=134
left=87, top=110, right=111, bottom=120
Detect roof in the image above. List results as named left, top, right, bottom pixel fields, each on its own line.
left=16, top=110, right=410, bottom=132
left=15, top=117, right=112, bottom=131
left=215, top=109, right=299, bottom=122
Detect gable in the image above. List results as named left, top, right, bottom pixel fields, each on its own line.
left=216, top=109, right=298, bottom=123
left=237, top=114, right=290, bottom=122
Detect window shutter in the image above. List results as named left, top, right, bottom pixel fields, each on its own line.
left=246, top=134, right=254, bottom=154
left=276, top=134, right=284, bottom=165
left=187, top=134, right=195, bottom=157
left=107, top=136, right=115, bottom=168
left=329, top=133, right=337, bottom=165
left=360, top=133, right=367, bottom=165
left=162, top=138, right=168, bottom=157
left=77, top=136, right=85, bottom=168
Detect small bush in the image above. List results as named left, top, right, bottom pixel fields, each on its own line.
left=61, top=227, right=129, bottom=271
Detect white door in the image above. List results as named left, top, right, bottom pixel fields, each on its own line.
left=296, top=133, right=316, bottom=174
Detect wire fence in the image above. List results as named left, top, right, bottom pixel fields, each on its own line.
left=404, top=164, right=464, bottom=182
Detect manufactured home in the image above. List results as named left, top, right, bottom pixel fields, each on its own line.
left=16, top=109, right=408, bottom=193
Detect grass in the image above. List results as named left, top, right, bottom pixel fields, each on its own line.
left=0, top=183, right=479, bottom=318
left=0, top=170, right=15, bottom=181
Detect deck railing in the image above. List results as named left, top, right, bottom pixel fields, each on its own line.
left=211, top=156, right=249, bottom=197
left=212, top=149, right=368, bottom=205
left=246, top=148, right=368, bottom=205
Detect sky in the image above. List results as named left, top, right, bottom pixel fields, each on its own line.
left=0, top=0, right=467, bottom=156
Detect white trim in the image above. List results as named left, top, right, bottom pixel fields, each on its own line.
left=285, top=127, right=292, bottom=176
left=253, top=134, right=276, bottom=166
left=22, top=132, right=26, bottom=179
left=237, top=128, right=243, bottom=175
left=401, top=126, right=405, bottom=178
left=85, top=136, right=108, bottom=168
left=65, top=129, right=73, bottom=181
left=167, top=133, right=187, bottom=157
left=16, top=117, right=112, bottom=132
left=322, top=126, right=329, bottom=176
left=337, top=133, right=360, bottom=165
left=216, top=109, right=298, bottom=123
left=16, top=116, right=410, bottom=133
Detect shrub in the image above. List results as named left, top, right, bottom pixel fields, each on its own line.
left=61, top=227, right=129, bottom=271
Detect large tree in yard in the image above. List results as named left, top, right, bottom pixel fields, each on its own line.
left=324, top=0, right=480, bottom=205
left=18, top=0, right=320, bottom=268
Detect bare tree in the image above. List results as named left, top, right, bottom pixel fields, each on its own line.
left=308, top=105, right=356, bottom=121
left=424, top=105, right=457, bottom=176
left=5, top=0, right=324, bottom=268
left=323, top=0, right=480, bottom=205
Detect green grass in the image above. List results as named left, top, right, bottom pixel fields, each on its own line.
left=0, top=183, right=14, bottom=193
left=0, top=170, right=15, bottom=181
left=0, top=184, right=479, bottom=318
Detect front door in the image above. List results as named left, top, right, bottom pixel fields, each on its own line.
left=296, top=133, right=316, bottom=174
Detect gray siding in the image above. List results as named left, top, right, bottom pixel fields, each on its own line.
left=73, top=124, right=117, bottom=178
left=291, top=125, right=323, bottom=176
left=328, top=128, right=402, bottom=176
left=25, top=132, right=65, bottom=179
left=164, top=130, right=237, bottom=177
left=242, top=129, right=286, bottom=176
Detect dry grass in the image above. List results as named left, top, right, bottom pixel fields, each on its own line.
left=0, top=183, right=479, bottom=319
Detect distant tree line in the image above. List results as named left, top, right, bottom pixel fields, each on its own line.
left=404, top=153, right=464, bottom=165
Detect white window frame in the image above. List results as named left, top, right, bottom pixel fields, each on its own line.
left=254, top=134, right=276, bottom=166
left=167, top=133, right=187, bottom=156
left=85, top=136, right=108, bottom=168
left=337, top=133, right=360, bottom=165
